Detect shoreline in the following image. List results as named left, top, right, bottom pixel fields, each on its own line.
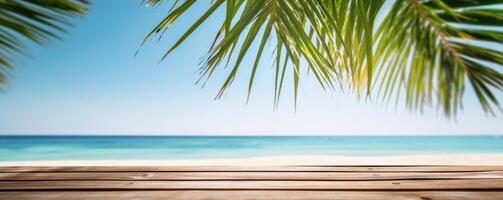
left=2, top=154, right=503, bottom=166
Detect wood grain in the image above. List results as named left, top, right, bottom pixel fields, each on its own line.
left=1, top=166, right=502, bottom=199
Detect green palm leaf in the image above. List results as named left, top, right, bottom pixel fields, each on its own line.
left=375, top=0, right=503, bottom=117
left=144, top=0, right=503, bottom=117
left=0, top=0, right=89, bottom=89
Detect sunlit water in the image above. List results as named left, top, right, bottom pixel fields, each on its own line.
left=1, top=136, right=502, bottom=161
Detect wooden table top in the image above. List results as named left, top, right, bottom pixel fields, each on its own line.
left=1, top=165, right=503, bottom=199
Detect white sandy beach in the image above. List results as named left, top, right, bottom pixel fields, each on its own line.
left=2, top=154, right=503, bottom=166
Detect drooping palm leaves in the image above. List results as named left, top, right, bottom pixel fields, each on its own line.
left=0, top=0, right=89, bottom=89
left=144, top=0, right=503, bottom=117
left=374, top=0, right=503, bottom=117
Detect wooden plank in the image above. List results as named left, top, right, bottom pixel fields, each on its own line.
left=2, top=166, right=503, bottom=173
left=1, top=171, right=503, bottom=181
left=1, top=179, right=502, bottom=190
left=1, top=191, right=503, bottom=200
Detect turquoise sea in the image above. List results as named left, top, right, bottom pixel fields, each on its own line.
left=0, top=136, right=502, bottom=161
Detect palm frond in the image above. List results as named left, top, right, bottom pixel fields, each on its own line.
left=374, top=0, right=503, bottom=117
left=0, top=0, right=89, bottom=89
left=143, top=0, right=503, bottom=117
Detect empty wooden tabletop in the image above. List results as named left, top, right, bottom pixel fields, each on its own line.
left=1, top=166, right=503, bottom=199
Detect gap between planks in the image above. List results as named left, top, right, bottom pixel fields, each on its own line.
left=2, top=166, right=503, bottom=173
left=1, top=171, right=503, bottom=181
left=1, top=179, right=503, bottom=190
left=0, top=191, right=502, bottom=200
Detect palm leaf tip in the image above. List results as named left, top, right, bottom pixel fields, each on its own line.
left=143, top=0, right=503, bottom=118
left=0, top=0, right=89, bottom=88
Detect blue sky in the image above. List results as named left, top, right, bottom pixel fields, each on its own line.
left=0, top=1, right=501, bottom=135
